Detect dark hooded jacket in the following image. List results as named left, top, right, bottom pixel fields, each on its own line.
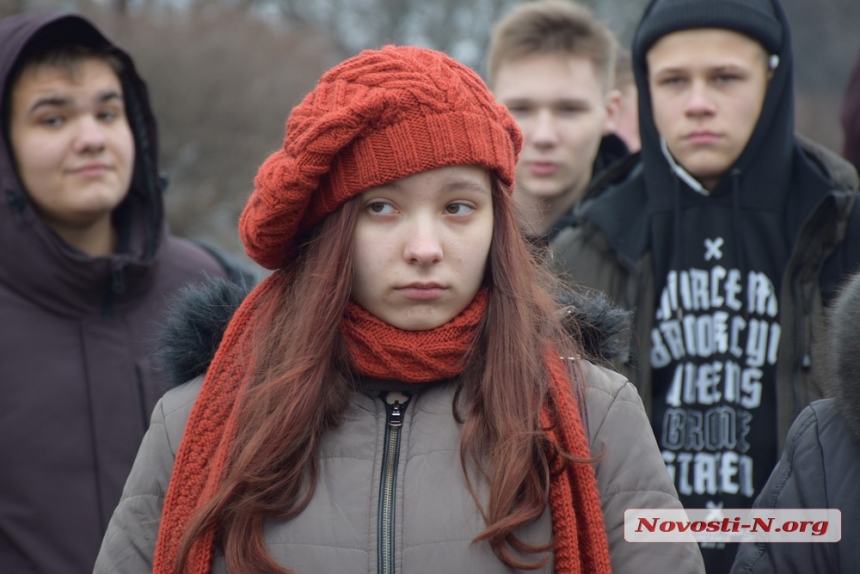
left=0, top=13, right=249, bottom=573
left=537, top=133, right=630, bottom=244
left=550, top=0, right=860, bottom=570
left=730, top=270, right=860, bottom=573
left=552, top=0, right=860, bottom=448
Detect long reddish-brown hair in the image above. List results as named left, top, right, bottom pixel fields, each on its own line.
left=174, top=174, right=584, bottom=573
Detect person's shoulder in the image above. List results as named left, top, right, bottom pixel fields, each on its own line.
left=796, top=133, right=859, bottom=190
left=159, top=235, right=227, bottom=276
left=157, top=376, right=204, bottom=450
left=581, top=361, right=631, bottom=402
left=774, top=398, right=857, bottom=475
left=784, top=400, right=830, bottom=450
left=161, top=375, right=203, bottom=413
left=579, top=152, right=644, bottom=208
left=579, top=360, right=647, bottom=442
left=160, top=236, right=258, bottom=285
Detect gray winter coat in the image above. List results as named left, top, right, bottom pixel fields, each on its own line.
left=94, top=361, right=704, bottom=573
left=730, top=270, right=860, bottom=573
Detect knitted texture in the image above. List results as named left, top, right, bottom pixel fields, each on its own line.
left=634, top=0, right=783, bottom=56
left=240, top=45, right=522, bottom=270
left=543, top=353, right=612, bottom=573
left=151, top=274, right=278, bottom=574
left=340, top=290, right=488, bottom=382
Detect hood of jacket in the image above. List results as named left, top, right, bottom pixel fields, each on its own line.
left=631, top=0, right=794, bottom=212
left=578, top=0, right=857, bottom=268
left=822, top=271, right=860, bottom=443
left=0, top=12, right=165, bottom=317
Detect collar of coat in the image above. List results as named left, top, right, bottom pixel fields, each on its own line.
left=155, top=277, right=632, bottom=388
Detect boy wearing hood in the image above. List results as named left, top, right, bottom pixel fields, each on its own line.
left=0, top=12, right=249, bottom=573
left=487, top=0, right=628, bottom=244
left=551, top=0, right=860, bottom=571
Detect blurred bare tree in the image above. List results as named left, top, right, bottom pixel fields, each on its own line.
left=0, top=0, right=25, bottom=18
left=253, top=0, right=651, bottom=73
left=781, top=0, right=860, bottom=153
left=4, top=0, right=858, bottom=257
left=85, top=1, right=341, bottom=257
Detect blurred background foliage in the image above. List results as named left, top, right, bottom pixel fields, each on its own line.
left=3, top=0, right=859, bottom=257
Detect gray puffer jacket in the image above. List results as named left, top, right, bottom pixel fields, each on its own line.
left=94, top=283, right=704, bottom=573
left=96, top=365, right=705, bottom=574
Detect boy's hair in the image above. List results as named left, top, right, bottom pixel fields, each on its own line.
left=487, top=0, right=617, bottom=92
left=5, top=38, right=123, bottom=128
left=12, top=42, right=123, bottom=88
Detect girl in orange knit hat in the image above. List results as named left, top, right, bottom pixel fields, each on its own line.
left=94, top=45, right=703, bottom=574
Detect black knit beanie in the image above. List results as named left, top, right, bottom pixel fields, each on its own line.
left=634, top=0, right=783, bottom=57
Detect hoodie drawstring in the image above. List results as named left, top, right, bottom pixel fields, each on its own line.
left=730, top=168, right=751, bottom=321
left=672, top=176, right=683, bottom=320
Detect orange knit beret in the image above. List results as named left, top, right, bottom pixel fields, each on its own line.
left=239, top=45, right=523, bottom=270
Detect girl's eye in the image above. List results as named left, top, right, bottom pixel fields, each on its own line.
left=367, top=201, right=395, bottom=214
left=506, top=105, right=531, bottom=115
left=444, top=203, right=474, bottom=215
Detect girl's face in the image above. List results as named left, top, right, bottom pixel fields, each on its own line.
left=351, top=165, right=493, bottom=331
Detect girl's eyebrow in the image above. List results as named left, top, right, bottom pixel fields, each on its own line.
left=440, top=180, right=490, bottom=195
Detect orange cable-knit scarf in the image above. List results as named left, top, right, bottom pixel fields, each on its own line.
left=152, top=279, right=611, bottom=573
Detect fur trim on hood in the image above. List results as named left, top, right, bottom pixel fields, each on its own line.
left=156, top=277, right=632, bottom=387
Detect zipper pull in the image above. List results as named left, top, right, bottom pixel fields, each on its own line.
left=112, top=265, right=126, bottom=294
left=390, top=402, right=403, bottom=428
left=6, top=192, right=26, bottom=215
left=383, top=391, right=411, bottom=428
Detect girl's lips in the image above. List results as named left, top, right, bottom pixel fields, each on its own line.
left=527, top=162, right=559, bottom=176
left=396, top=285, right=446, bottom=300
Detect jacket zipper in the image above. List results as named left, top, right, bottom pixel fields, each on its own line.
left=788, top=202, right=830, bottom=420
left=378, top=391, right=410, bottom=574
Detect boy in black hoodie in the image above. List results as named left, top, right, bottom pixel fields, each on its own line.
left=551, top=0, right=860, bottom=571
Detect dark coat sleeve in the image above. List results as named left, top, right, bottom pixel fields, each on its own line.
left=730, top=400, right=855, bottom=573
